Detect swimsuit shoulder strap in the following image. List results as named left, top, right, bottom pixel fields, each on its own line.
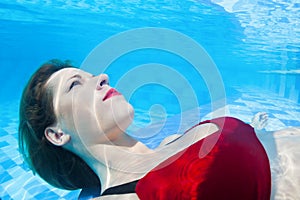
left=102, top=180, right=139, bottom=196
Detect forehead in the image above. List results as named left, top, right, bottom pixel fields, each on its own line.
left=45, top=68, right=90, bottom=112
left=46, top=67, right=93, bottom=86
left=45, top=68, right=93, bottom=96
left=47, top=68, right=81, bottom=85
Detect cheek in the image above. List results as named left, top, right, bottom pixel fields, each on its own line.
left=56, top=97, right=76, bottom=133
left=67, top=92, right=101, bottom=141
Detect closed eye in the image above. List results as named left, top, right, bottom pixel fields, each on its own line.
left=69, top=80, right=81, bottom=91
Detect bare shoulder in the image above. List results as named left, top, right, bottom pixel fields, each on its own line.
left=187, top=122, right=219, bottom=139
left=159, top=134, right=182, bottom=146
left=158, top=122, right=219, bottom=148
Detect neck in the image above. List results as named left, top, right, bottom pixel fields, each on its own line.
left=81, top=135, right=157, bottom=194
left=108, top=131, right=138, bottom=147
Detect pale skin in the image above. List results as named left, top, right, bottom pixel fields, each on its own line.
left=44, top=68, right=300, bottom=199
left=253, top=113, right=300, bottom=200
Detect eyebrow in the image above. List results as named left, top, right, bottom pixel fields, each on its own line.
left=64, top=74, right=82, bottom=92
left=67, top=74, right=82, bottom=82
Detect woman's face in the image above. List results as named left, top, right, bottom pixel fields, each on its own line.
left=45, top=68, right=134, bottom=148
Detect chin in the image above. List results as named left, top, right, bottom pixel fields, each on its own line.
left=116, top=102, right=134, bottom=131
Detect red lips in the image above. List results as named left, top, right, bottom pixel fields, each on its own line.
left=102, top=88, right=121, bottom=101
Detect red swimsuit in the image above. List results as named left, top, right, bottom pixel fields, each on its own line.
left=136, top=117, right=271, bottom=200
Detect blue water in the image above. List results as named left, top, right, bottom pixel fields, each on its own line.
left=1, top=0, right=300, bottom=199
left=1, top=0, right=299, bottom=102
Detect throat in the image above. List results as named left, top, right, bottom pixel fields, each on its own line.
left=107, top=131, right=138, bottom=147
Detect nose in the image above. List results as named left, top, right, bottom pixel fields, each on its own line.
left=96, top=74, right=109, bottom=90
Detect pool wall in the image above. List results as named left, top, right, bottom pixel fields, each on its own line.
left=266, top=73, right=300, bottom=104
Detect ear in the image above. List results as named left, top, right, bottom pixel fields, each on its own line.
left=44, top=126, right=70, bottom=146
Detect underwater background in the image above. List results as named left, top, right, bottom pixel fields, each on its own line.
left=0, top=0, right=300, bottom=199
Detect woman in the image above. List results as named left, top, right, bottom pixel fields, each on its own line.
left=18, top=60, right=299, bottom=199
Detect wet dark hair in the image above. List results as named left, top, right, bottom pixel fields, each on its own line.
left=18, top=59, right=100, bottom=190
